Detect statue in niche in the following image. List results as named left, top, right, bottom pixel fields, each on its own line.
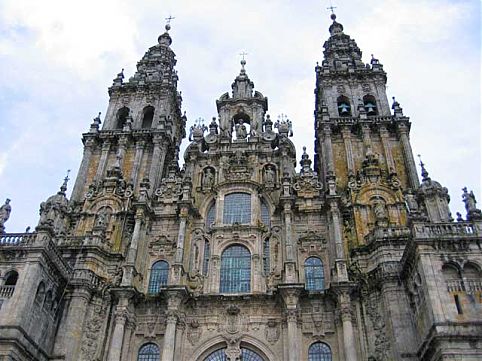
left=202, top=167, right=215, bottom=189
left=372, top=198, right=388, bottom=225
left=95, top=207, right=111, bottom=229
left=264, top=165, right=276, bottom=186
left=0, top=198, right=11, bottom=229
left=404, top=190, right=419, bottom=213
left=234, top=120, right=247, bottom=140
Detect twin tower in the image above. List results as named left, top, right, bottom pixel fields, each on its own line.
left=0, top=14, right=480, bottom=361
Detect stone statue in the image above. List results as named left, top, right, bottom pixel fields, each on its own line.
left=404, top=190, right=419, bottom=212
left=264, top=165, right=275, bottom=185
left=0, top=198, right=11, bottom=229
left=235, top=121, right=247, bottom=140
left=202, top=167, right=215, bottom=189
left=373, top=198, right=388, bottom=220
left=462, top=187, right=477, bottom=212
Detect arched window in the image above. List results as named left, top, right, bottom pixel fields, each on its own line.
left=305, top=257, right=325, bottom=291
left=223, top=193, right=251, bottom=224
left=138, top=343, right=160, bottom=361
left=220, top=245, right=251, bottom=293
left=116, top=107, right=130, bottom=129
left=35, top=282, right=45, bottom=305
left=337, top=96, right=351, bottom=116
left=148, top=261, right=169, bottom=294
left=204, top=348, right=263, bottom=361
left=263, top=238, right=270, bottom=275
left=363, top=95, right=378, bottom=115
left=308, top=342, right=332, bottom=361
left=4, top=270, right=18, bottom=286
left=203, top=241, right=210, bottom=276
left=206, top=202, right=216, bottom=229
left=261, top=201, right=270, bottom=227
left=142, top=106, right=155, bottom=129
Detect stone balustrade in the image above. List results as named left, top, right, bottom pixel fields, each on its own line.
left=0, top=232, right=36, bottom=246
left=446, top=279, right=482, bottom=293
left=413, top=222, right=477, bottom=239
left=0, top=285, right=15, bottom=298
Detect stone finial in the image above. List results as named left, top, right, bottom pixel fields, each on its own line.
left=158, top=16, right=174, bottom=46
left=89, top=112, right=102, bottom=132
left=300, top=146, right=312, bottom=174
left=113, top=68, right=124, bottom=86
left=392, top=96, right=404, bottom=117
left=417, top=155, right=430, bottom=181
left=59, top=169, right=71, bottom=195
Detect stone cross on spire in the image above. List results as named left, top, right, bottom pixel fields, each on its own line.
left=239, top=52, right=248, bottom=71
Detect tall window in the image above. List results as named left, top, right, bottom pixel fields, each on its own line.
left=34, top=282, right=45, bottom=305
left=206, top=202, right=216, bottom=229
left=148, top=261, right=169, bottom=294
left=203, top=241, right=210, bottom=275
left=223, top=193, right=251, bottom=224
left=220, top=245, right=251, bottom=293
left=305, top=257, right=325, bottom=291
left=308, top=342, right=332, bottom=361
left=138, top=343, right=160, bottom=361
left=142, top=106, right=155, bottom=128
left=4, top=270, right=18, bottom=286
left=116, top=107, right=129, bottom=129
left=263, top=238, right=270, bottom=275
left=204, top=348, right=263, bottom=361
left=261, top=201, right=270, bottom=226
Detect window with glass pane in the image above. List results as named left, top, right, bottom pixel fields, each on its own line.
left=148, top=261, right=169, bottom=293
left=220, top=245, right=251, bottom=293
left=223, top=193, right=251, bottom=224
left=263, top=239, right=270, bottom=275
left=138, top=343, right=160, bottom=361
left=304, top=257, right=325, bottom=291
left=261, top=201, right=270, bottom=226
left=203, top=241, right=210, bottom=275
left=203, top=348, right=263, bottom=361
left=308, top=342, right=332, bottom=361
left=206, top=203, right=216, bottom=229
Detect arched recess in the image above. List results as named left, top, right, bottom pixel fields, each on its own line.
left=35, top=282, right=46, bottom=305
left=191, top=336, right=275, bottom=361
left=337, top=95, right=351, bottom=116
left=142, top=106, right=155, bottom=129
left=4, top=270, right=18, bottom=286
left=148, top=260, right=169, bottom=293
left=308, top=341, right=332, bottom=361
left=304, top=257, right=325, bottom=291
left=116, top=107, right=130, bottom=129
left=137, top=342, right=160, bottom=361
left=363, top=94, right=378, bottom=115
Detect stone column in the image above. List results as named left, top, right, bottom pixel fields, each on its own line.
left=123, top=208, right=145, bottom=286
left=379, top=125, right=395, bottom=172
left=107, top=291, right=134, bottom=361
left=162, top=312, right=178, bottom=361
left=282, top=201, right=297, bottom=283
left=71, top=137, right=96, bottom=201
left=341, top=126, right=355, bottom=176
left=107, top=310, right=128, bottom=361
left=339, top=292, right=358, bottom=361
left=130, top=139, right=146, bottom=187
left=53, top=287, right=92, bottom=360
left=321, top=125, right=335, bottom=176
left=172, top=207, right=188, bottom=285
left=148, top=136, right=167, bottom=191
left=161, top=290, right=185, bottom=361
left=361, top=124, right=372, bottom=153
left=280, top=287, right=302, bottom=361
left=329, top=198, right=348, bottom=281
left=121, top=318, right=136, bottom=361
left=95, top=140, right=112, bottom=180
left=397, top=123, right=420, bottom=189
left=117, top=136, right=128, bottom=165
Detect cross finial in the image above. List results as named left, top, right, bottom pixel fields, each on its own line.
left=327, top=0, right=337, bottom=20
left=165, top=15, right=175, bottom=24
left=240, top=52, right=248, bottom=61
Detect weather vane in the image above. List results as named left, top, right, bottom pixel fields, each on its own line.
left=327, top=0, right=337, bottom=14
left=239, top=51, right=248, bottom=61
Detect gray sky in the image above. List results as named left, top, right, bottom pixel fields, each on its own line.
left=0, top=0, right=480, bottom=232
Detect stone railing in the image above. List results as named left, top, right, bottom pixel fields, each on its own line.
left=413, top=222, right=477, bottom=239
left=71, top=269, right=106, bottom=290
left=364, top=226, right=411, bottom=244
left=446, top=279, right=482, bottom=294
left=328, top=116, right=394, bottom=127
left=0, top=285, right=15, bottom=298
left=0, top=232, right=36, bottom=246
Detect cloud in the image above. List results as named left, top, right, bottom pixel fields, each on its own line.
left=0, top=0, right=479, bottom=231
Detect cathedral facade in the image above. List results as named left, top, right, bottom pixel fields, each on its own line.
left=0, top=14, right=481, bottom=361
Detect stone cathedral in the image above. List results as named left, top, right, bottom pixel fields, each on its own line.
left=0, top=13, right=481, bottom=361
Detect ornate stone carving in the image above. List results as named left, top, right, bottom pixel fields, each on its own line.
left=80, top=298, right=108, bottom=361
left=223, top=151, right=253, bottom=181
left=187, top=319, right=203, bottom=346
left=265, top=319, right=280, bottom=344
